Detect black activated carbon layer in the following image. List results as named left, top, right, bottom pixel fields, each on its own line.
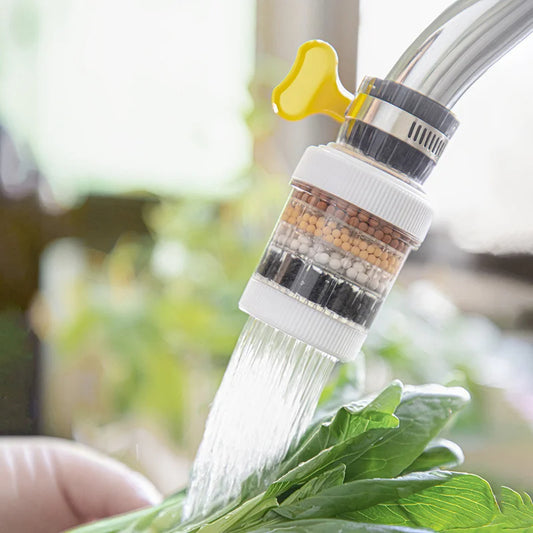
left=257, top=247, right=379, bottom=328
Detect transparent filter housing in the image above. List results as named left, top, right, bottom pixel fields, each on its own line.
left=239, top=139, right=436, bottom=363
left=255, top=182, right=417, bottom=338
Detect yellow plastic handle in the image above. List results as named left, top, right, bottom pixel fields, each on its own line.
left=272, top=40, right=353, bottom=123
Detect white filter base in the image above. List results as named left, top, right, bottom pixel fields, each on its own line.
left=239, top=275, right=367, bottom=362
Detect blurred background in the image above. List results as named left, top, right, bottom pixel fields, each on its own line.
left=0, top=0, right=532, bottom=496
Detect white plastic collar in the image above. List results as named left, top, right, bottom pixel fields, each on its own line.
left=239, top=275, right=366, bottom=362
left=292, top=144, right=433, bottom=242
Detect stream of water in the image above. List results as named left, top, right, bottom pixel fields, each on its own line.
left=183, top=317, right=336, bottom=521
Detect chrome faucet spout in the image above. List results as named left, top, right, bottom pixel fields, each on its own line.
left=386, top=0, right=533, bottom=108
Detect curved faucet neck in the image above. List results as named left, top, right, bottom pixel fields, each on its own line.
left=385, top=0, right=533, bottom=108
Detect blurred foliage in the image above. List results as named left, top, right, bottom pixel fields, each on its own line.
left=39, top=169, right=287, bottom=443
left=0, top=309, right=36, bottom=434
left=33, top=56, right=291, bottom=453
left=364, top=282, right=533, bottom=436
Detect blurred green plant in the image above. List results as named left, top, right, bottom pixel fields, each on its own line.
left=40, top=169, right=287, bottom=443
left=363, top=282, right=533, bottom=433
left=34, top=56, right=292, bottom=456
left=0, top=309, right=36, bottom=434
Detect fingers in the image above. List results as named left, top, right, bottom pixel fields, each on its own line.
left=51, top=437, right=162, bottom=519
left=0, top=437, right=162, bottom=533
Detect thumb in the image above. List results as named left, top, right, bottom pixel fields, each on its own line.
left=0, top=437, right=162, bottom=533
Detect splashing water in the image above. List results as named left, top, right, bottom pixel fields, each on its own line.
left=183, top=318, right=336, bottom=521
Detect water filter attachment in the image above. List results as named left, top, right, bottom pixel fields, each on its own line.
left=240, top=41, right=451, bottom=362
left=240, top=146, right=430, bottom=361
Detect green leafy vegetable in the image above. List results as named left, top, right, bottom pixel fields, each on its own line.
left=281, top=464, right=346, bottom=505
left=331, top=473, right=497, bottom=530
left=343, top=385, right=470, bottom=481
left=247, top=520, right=433, bottom=532
left=449, top=487, right=533, bottom=532
left=69, top=381, right=532, bottom=533
left=264, top=381, right=402, bottom=500
left=402, top=439, right=464, bottom=474
left=497, top=487, right=533, bottom=528
left=286, top=380, right=403, bottom=471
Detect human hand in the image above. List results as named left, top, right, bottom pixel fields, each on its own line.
left=0, top=437, right=161, bottom=533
